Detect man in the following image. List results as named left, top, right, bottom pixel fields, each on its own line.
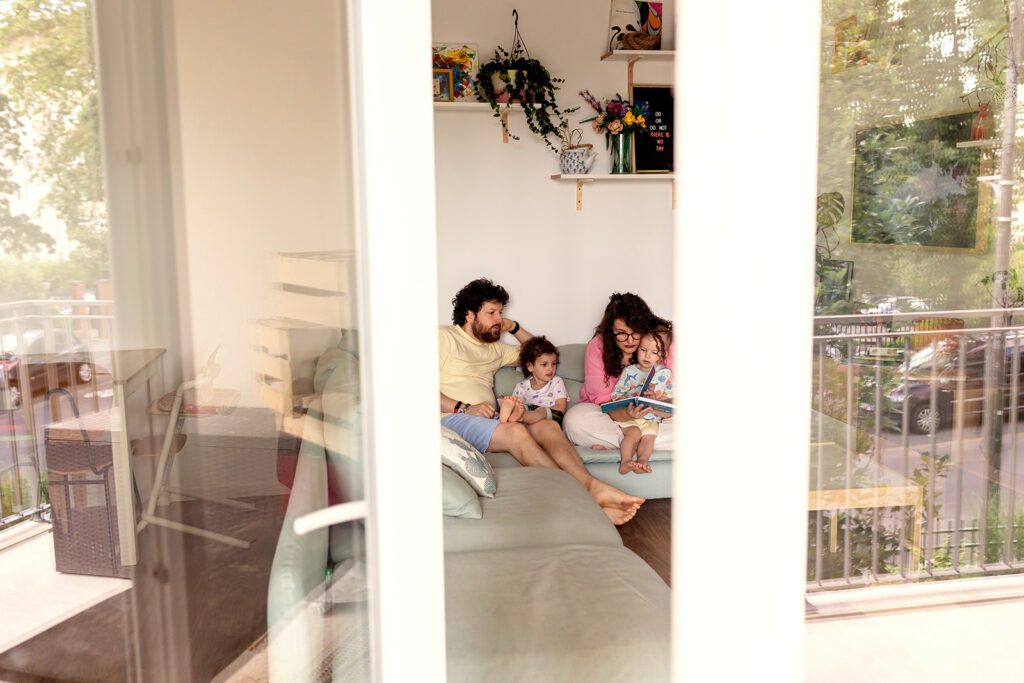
left=439, top=278, right=644, bottom=525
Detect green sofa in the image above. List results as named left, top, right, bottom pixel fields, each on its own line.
left=492, top=343, right=673, bottom=500
left=266, top=343, right=672, bottom=682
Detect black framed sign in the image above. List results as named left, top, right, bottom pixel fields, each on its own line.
left=630, top=84, right=673, bottom=173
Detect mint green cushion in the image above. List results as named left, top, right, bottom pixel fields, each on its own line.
left=442, top=466, right=482, bottom=519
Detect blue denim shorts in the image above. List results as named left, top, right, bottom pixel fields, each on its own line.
left=440, top=413, right=499, bottom=453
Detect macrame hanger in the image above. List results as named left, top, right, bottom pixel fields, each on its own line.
left=510, top=9, right=531, bottom=60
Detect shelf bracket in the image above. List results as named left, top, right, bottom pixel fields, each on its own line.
left=575, top=179, right=594, bottom=211
left=627, top=57, right=642, bottom=92
left=501, top=109, right=510, bottom=144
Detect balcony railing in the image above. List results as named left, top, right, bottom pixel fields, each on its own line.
left=0, top=299, right=113, bottom=528
left=810, top=308, right=1024, bottom=590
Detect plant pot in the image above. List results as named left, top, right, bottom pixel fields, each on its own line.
left=491, top=69, right=521, bottom=103
left=610, top=133, right=632, bottom=174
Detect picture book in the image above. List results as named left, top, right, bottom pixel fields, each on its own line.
left=600, top=365, right=673, bottom=414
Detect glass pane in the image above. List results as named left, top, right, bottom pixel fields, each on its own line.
left=811, top=0, right=1024, bottom=632
left=0, top=1, right=369, bottom=680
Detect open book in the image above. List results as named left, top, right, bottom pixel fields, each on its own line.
left=600, top=365, right=673, bottom=415
left=600, top=395, right=673, bottom=414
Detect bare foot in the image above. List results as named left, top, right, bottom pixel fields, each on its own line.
left=602, top=504, right=637, bottom=525
left=510, top=398, right=526, bottom=423
left=499, top=398, right=515, bottom=423
left=618, top=459, right=640, bottom=475
left=636, top=460, right=652, bottom=474
left=587, top=478, right=644, bottom=524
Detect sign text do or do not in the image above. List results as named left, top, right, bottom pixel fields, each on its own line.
left=630, top=84, right=673, bottom=173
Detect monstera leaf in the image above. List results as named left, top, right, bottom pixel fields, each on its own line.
left=817, top=191, right=846, bottom=230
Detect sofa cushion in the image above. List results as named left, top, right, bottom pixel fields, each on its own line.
left=441, top=427, right=497, bottom=497
left=576, top=445, right=673, bottom=464
left=445, top=544, right=670, bottom=683
left=442, top=465, right=482, bottom=519
left=444, top=467, right=623, bottom=552
left=494, top=343, right=587, bottom=402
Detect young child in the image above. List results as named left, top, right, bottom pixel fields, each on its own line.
left=509, top=336, right=569, bottom=426
left=612, top=330, right=673, bottom=474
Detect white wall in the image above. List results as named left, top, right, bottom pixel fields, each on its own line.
left=170, top=0, right=353, bottom=400
left=432, top=0, right=675, bottom=344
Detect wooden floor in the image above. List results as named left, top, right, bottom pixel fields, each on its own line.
left=617, top=498, right=672, bottom=586
left=0, top=494, right=288, bottom=683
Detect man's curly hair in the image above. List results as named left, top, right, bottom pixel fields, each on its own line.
left=594, top=293, right=672, bottom=380
left=519, top=336, right=559, bottom=377
left=451, top=278, right=510, bottom=326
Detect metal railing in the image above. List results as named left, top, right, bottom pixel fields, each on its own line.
left=0, top=299, right=113, bottom=527
left=810, top=307, right=1024, bottom=590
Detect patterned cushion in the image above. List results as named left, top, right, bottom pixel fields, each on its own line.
left=440, top=426, right=497, bottom=498
left=442, top=465, right=482, bottom=518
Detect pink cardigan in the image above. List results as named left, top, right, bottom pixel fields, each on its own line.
left=579, top=335, right=676, bottom=404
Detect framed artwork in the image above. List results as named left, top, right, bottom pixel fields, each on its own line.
left=629, top=84, right=673, bottom=173
left=852, top=110, right=991, bottom=251
left=816, top=259, right=855, bottom=308
left=432, top=69, right=454, bottom=102
left=607, top=1, right=663, bottom=52
left=431, top=43, right=479, bottom=100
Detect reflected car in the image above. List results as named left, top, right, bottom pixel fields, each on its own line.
left=0, top=330, right=96, bottom=409
left=878, top=335, right=1024, bottom=434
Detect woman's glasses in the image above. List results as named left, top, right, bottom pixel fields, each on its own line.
left=613, top=330, right=642, bottom=342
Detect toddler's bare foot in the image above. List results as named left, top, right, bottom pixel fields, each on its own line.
left=636, top=460, right=652, bottom=474
left=499, top=398, right=515, bottom=423
left=510, top=398, right=526, bottom=423
left=618, top=459, right=640, bottom=475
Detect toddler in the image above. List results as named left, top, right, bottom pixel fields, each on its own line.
left=508, top=336, right=569, bottom=426
left=612, top=330, right=673, bottom=474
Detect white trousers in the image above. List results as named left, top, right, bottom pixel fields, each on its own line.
left=563, top=402, right=675, bottom=450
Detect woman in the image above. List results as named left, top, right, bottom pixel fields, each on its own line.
left=563, top=293, right=674, bottom=451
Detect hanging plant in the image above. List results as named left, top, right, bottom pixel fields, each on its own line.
left=476, top=10, right=577, bottom=151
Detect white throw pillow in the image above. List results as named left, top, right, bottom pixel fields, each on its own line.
left=440, top=426, right=496, bottom=498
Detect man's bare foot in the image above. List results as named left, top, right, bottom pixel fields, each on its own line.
left=499, top=398, right=515, bottom=423
left=618, top=459, right=640, bottom=475
left=636, top=460, right=652, bottom=474
left=602, top=504, right=637, bottom=525
left=587, top=478, right=644, bottom=526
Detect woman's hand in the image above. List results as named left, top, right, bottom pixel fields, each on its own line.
left=608, top=404, right=652, bottom=421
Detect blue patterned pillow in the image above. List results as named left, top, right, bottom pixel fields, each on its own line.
left=440, top=426, right=497, bottom=497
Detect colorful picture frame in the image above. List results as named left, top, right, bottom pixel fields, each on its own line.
left=607, top=1, right=664, bottom=52
left=433, top=69, right=454, bottom=102
left=852, top=110, right=990, bottom=251
left=432, top=43, right=479, bottom=100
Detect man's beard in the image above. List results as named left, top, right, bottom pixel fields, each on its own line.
left=472, top=319, right=501, bottom=343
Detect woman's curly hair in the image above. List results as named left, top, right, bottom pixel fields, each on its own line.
left=594, top=293, right=672, bottom=380
left=451, top=278, right=510, bottom=326
left=519, top=336, right=559, bottom=377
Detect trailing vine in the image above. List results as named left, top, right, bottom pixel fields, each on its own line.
left=475, top=12, right=576, bottom=151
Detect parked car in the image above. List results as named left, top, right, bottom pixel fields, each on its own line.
left=0, top=330, right=96, bottom=410
left=875, top=335, right=1024, bottom=434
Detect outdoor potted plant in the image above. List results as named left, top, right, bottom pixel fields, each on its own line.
left=476, top=11, right=575, bottom=151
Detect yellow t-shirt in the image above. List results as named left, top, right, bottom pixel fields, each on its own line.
left=438, top=325, right=520, bottom=412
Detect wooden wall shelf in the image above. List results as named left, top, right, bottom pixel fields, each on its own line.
left=550, top=173, right=676, bottom=211
left=433, top=102, right=541, bottom=143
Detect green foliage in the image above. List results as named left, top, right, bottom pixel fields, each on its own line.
left=980, top=267, right=1024, bottom=308
left=0, top=0, right=109, bottom=276
left=476, top=46, right=577, bottom=152
left=852, top=112, right=982, bottom=249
